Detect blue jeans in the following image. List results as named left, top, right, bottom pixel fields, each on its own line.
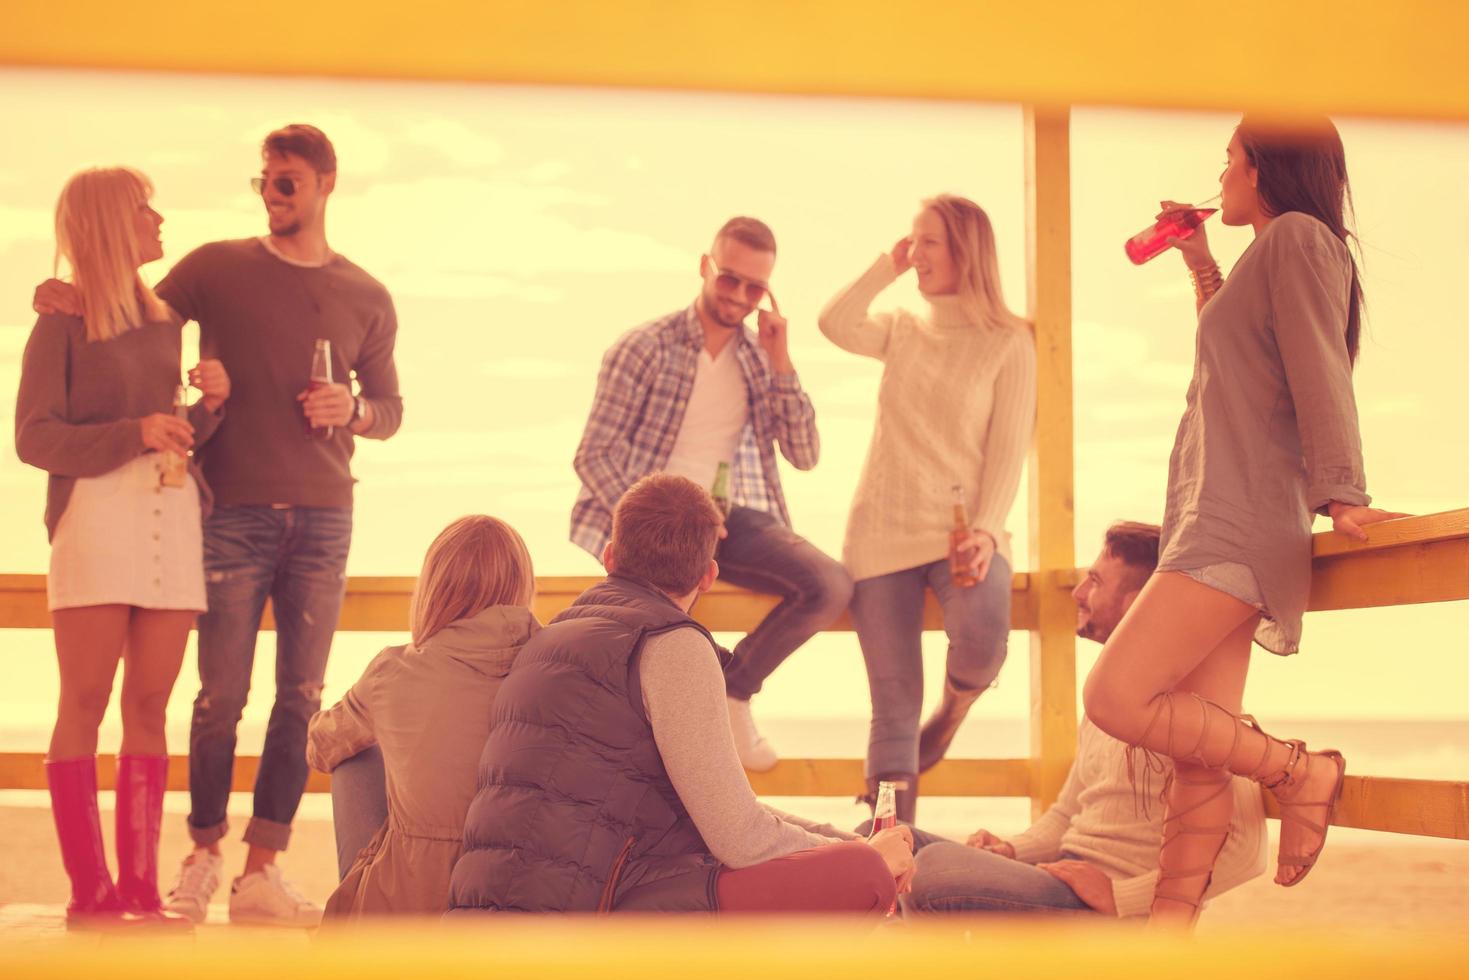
left=850, top=555, right=1011, bottom=777
left=907, top=841, right=1093, bottom=915
left=187, top=505, right=352, bottom=851
left=715, top=506, right=853, bottom=700
left=330, top=745, right=387, bottom=880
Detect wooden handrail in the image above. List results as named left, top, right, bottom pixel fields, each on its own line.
left=0, top=573, right=1041, bottom=633
left=0, top=508, right=1464, bottom=840
left=3, top=509, right=1464, bottom=632
left=1, top=750, right=1462, bottom=841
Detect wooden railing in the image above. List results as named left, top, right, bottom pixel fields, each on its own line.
left=2, top=509, right=1465, bottom=839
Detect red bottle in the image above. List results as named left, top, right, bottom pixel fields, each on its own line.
left=1125, top=207, right=1217, bottom=265
left=869, top=779, right=900, bottom=914
left=869, top=780, right=899, bottom=836
left=306, top=338, right=334, bottom=439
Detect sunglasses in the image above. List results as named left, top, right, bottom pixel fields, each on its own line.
left=707, top=260, right=776, bottom=313
left=250, top=175, right=304, bottom=197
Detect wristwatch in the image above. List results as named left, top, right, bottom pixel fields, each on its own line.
left=349, top=395, right=366, bottom=426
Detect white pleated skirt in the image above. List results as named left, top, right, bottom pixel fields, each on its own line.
left=47, top=453, right=207, bottom=612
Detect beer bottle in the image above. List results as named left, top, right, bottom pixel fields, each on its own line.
left=949, top=484, right=978, bottom=588
left=160, top=384, right=189, bottom=488
left=306, top=338, right=334, bottom=439
left=870, top=780, right=899, bottom=836
left=710, top=461, right=732, bottom=518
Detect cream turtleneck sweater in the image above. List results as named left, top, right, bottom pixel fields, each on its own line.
left=818, top=255, right=1036, bottom=582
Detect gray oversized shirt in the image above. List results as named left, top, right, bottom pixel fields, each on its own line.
left=1158, top=211, right=1370, bottom=654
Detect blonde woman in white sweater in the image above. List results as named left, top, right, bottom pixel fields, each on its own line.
left=819, top=195, right=1036, bottom=821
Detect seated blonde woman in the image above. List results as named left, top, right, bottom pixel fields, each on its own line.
left=306, top=516, right=540, bottom=918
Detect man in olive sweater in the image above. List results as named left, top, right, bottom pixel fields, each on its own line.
left=37, top=124, right=402, bottom=926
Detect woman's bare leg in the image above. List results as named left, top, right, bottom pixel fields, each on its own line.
left=1084, top=572, right=1346, bottom=889
left=50, top=605, right=131, bottom=760
left=1148, top=614, right=1253, bottom=925
left=119, top=609, right=193, bottom=756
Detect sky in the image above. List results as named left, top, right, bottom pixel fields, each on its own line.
left=0, top=68, right=1465, bottom=753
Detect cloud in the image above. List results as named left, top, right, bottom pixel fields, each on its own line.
left=478, top=356, right=579, bottom=381
left=0, top=204, right=52, bottom=250
left=405, top=119, right=506, bottom=168
left=330, top=175, right=690, bottom=281
left=387, top=271, right=561, bottom=303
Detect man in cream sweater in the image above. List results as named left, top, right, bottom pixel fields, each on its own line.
left=897, top=522, right=1267, bottom=918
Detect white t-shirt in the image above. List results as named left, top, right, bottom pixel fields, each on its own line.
left=662, top=342, right=748, bottom=491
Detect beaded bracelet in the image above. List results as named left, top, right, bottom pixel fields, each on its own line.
left=1189, top=264, right=1224, bottom=301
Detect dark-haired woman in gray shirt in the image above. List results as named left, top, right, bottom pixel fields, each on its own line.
left=15, top=167, right=229, bottom=928
left=1079, top=117, right=1405, bottom=927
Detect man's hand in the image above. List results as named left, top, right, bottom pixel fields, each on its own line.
left=964, top=828, right=1015, bottom=858
left=297, top=381, right=355, bottom=429
left=34, top=278, right=81, bottom=317
left=189, top=359, right=231, bottom=412
left=756, top=294, right=793, bottom=376
left=1037, top=859, right=1117, bottom=916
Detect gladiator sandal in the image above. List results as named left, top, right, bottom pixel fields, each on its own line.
left=1128, top=693, right=1347, bottom=896
left=1238, top=718, right=1347, bottom=888
left=1130, top=694, right=1239, bottom=922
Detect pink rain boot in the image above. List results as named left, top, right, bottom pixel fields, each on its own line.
left=116, top=755, right=192, bottom=928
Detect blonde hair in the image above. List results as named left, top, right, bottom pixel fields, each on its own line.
left=410, top=516, right=536, bottom=646
left=54, top=167, right=170, bottom=342
left=921, top=194, right=1028, bottom=333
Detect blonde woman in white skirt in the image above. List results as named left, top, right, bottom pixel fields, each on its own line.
left=15, top=167, right=230, bottom=929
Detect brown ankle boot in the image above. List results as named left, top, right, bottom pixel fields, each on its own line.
left=917, top=676, right=983, bottom=773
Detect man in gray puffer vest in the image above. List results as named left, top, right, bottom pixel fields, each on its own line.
left=448, top=474, right=909, bottom=914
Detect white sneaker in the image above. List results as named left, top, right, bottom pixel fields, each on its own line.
left=228, top=864, right=322, bottom=927
left=165, top=850, right=223, bottom=924
left=727, top=696, right=779, bottom=772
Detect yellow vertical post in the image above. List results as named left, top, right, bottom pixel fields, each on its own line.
left=1023, top=105, right=1078, bottom=817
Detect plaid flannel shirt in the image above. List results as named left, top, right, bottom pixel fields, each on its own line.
left=570, top=304, right=820, bottom=557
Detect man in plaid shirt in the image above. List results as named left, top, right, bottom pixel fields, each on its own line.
left=571, top=217, right=853, bottom=771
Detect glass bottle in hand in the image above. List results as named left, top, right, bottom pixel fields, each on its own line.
left=949, top=484, right=978, bottom=588
left=306, top=338, right=334, bottom=439
left=160, top=384, right=189, bottom=488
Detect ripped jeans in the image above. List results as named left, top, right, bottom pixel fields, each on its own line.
left=187, top=505, right=352, bottom=851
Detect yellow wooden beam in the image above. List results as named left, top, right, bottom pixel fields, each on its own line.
left=1308, top=538, right=1469, bottom=610
left=0, top=752, right=1032, bottom=799
left=1262, top=775, right=1469, bottom=841
left=1024, top=105, right=1078, bottom=819
left=1311, top=509, right=1469, bottom=558
left=5, top=1, right=1469, bottom=121
left=0, top=573, right=1038, bottom=633
left=7, top=751, right=1464, bottom=841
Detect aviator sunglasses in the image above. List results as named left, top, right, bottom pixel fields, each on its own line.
left=250, top=175, right=305, bottom=197
left=707, top=259, right=777, bottom=313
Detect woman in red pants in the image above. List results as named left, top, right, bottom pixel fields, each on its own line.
left=15, top=167, right=229, bottom=928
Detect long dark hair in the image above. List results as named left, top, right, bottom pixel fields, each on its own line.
left=1237, top=115, right=1364, bottom=365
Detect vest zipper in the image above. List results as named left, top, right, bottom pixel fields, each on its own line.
left=597, top=836, right=637, bottom=913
